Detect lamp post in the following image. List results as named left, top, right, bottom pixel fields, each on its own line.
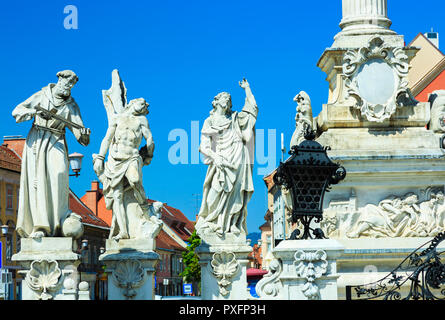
left=68, top=152, right=84, bottom=177
left=0, top=225, right=8, bottom=300
left=1, top=225, right=8, bottom=237
left=273, top=129, right=346, bottom=240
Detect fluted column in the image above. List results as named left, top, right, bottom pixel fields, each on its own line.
left=337, top=0, right=395, bottom=37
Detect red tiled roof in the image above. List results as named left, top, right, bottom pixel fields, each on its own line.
left=263, top=171, right=276, bottom=191
left=246, top=268, right=268, bottom=277
left=69, top=190, right=110, bottom=229
left=0, top=145, right=21, bottom=172
left=156, top=229, right=186, bottom=251
left=147, top=199, right=195, bottom=242
left=3, top=138, right=25, bottom=159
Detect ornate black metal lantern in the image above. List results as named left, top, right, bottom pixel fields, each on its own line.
left=273, top=130, right=346, bottom=239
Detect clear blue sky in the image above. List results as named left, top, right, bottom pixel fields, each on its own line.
left=1, top=0, right=444, bottom=233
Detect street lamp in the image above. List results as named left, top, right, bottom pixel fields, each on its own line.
left=1, top=225, right=8, bottom=236
left=273, top=129, right=346, bottom=240
left=68, top=152, right=84, bottom=177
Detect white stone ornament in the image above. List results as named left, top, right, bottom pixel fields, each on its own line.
left=294, top=250, right=328, bottom=300
left=343, top=37, right=412, bottom=122
left=429, top=90, right=445, bottom=133
left=62, top=212, right=84, bottom=239
left=112, top=259, right=147, bottom=299
left=290, top=91, right=314, bottom=148
left=346, top=190, right=445, bottom=239
left=255, top=258, right=283, bottom=299
left=211, top=251, right=239, bottom=296
left=25, top=260, right=63, bottom=300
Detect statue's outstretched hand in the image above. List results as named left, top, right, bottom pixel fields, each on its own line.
left=239, top=78, right=250, bottom=89
left=92, top=154, right=105, bottom=175
left=81, top=128, right=91, bottom=136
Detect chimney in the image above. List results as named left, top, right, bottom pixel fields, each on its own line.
left=91, top=180, right=100, bottom=191
left=82, top=180, right=101, bottom=215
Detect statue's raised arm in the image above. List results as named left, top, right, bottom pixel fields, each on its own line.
left=196, top=78, right=257, bottom=244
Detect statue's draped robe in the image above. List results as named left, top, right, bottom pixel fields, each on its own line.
left=196, top=100, right=257, bottom=237
left=12, top=84, right=87, bottom=237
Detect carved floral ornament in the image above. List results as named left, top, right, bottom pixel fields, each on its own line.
left=294, top=250, right=328, bottom=300
left=211, top=251, right=239, bottom=296
left=25, top=259, right=62, bottom=300
left=342, top=37, right=412, bottom=122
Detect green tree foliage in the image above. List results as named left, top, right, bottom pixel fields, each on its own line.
left=180, top=230, right=201, bottom=284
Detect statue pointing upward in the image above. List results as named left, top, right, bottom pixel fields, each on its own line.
left=196, top=79, right=258, bottom=242
left=12, top=70, right=91, bottom=239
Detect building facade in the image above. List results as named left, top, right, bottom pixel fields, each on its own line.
left=0, top=138, right=22, bottom=300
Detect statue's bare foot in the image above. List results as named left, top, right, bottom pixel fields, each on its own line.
left=112, top=232, right=129, bottom=241
left=30, top=231, right=45, bottom=239
left=230, top=225, right=240, bottom=235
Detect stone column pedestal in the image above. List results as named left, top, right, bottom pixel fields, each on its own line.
left=196, top=240, right=252, bottom=300
left=256, top=239, right=345, bottom=300
left=12, top=237, right=81, bottom=300
left=99, top=238, right=159, bottom=300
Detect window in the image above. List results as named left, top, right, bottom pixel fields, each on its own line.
left=6, top=235, right=12, bottom=260
left=16, top=236, right=21, bottom=254
left=6, top=184, right=13, bottom=210
left=427, top=32, right=438, bottom=39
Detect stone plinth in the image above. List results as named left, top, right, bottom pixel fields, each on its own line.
left=12, top=237, right=81, bottom=300
left=255, top=239, right=345, bottom=300
left=196, top=240, right=252, bottom=300
left=99, top=239, right=159, bottom=300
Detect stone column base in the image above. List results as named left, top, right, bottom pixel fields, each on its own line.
left=256, top=239, right=345, bottom=300
left=99, top=239, right=159, bottom=300
left=12, top=237, right=81, bottom=300
left=196, top=241, right=252, bottom=300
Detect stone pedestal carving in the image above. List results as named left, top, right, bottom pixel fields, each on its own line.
left=196, top=240, right=252, bottom=300
left=12, top=238, right=82, bottom=300
left=255, top=240, right=345, bottom=300
left=99, top=239, right=159, bottom=300
left=307, top=0, right=445, bottom=294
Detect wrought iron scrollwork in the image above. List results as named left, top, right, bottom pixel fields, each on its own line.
left=347, top=232, right=445, bottom=300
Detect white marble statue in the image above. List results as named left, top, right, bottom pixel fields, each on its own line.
left=93, top=70, right=161, bottom=241
left=195, top=79, right=258, bottom=241
left=429, top=90, right=445, bottom=133
left=12, top=70, right=91, bottom=239
left=290, top=91, right=313, bottom=148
